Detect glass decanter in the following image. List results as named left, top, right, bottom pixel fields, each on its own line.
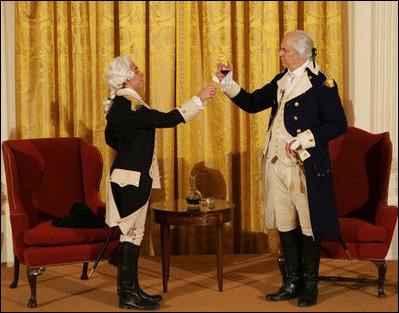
left=185, top=175, right=202, bottom=206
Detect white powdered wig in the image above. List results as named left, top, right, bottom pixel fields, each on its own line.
left=104, top=55, right=134, bottom=113
left=286, top=30, right=314, bottom=60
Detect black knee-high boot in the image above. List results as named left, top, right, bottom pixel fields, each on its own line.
left=266, top=228, right=303, bottom=301
left=132, top=245, right=163, bottom=303
left=118, top=242, right=159, bottom=310
left=117, top=243, right=163, bottom=303
left=298, top=234, right=320, bottom=307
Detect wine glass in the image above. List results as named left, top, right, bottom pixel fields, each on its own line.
left=219, top=60, right=230, bottom=75
left=221, top=66, right=230, bottom=75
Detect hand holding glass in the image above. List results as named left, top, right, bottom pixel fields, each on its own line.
left=216, top=62, right=233, bottom=82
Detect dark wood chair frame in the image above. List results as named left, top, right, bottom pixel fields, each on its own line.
left=9, top=255, right=92, bottom=308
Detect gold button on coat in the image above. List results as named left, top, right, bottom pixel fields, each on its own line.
left=293, top=116, right=298, bottom=121
left=296, top=129, right=302, bottom=134
left=294, top=102, right=299, bottom=107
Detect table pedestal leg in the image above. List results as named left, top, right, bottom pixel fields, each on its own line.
left=160, top=224, right=170, bottom=292
left=217, top=218, right=223, bottom=291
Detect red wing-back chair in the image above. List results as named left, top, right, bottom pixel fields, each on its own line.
left=2, top=137, right=120, bottom=308
left=278, top=127, right=398, bottom=298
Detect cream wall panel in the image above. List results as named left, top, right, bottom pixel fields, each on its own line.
left=1, top=1, right=16, bottom=265
left=348, top=1, right=373, bottom=131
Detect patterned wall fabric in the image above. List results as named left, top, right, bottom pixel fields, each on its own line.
left=15, top=1, right=343, bottom=255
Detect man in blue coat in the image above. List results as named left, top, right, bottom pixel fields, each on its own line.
left=214, top=30, right=348, bottom=307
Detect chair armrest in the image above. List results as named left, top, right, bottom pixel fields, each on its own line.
left=375, top=204, right=398, bottom=233
left=10, top=210, right=31, bottom=257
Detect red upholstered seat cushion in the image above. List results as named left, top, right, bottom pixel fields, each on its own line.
left=327, top=218, right=388, bottom=243
left=24, top=220, right=119, bottom=246
left=23, top=241, right=120, bottom=267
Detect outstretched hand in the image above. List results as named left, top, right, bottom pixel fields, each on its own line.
left=197, top=86, right=217, bottom=102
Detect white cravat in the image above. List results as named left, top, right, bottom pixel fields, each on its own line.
left=284, top=72, right=295, bottom=90
left=279, top=72, right=294, bottom=105
left=284, top=60, right=310, bottom=94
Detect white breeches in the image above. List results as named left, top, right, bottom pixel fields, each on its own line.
left=119, top=201, right=149, bottom=246
left=264, top=161, right=314, bottom=237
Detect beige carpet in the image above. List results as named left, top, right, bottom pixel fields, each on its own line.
left=1, top=253, right=398, bottom=312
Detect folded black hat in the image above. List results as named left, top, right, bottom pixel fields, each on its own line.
left=52, top=202, right=107, bottom=228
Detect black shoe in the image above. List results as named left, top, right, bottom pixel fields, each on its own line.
left=266, top=281, right=301, bottom=301
left=118, top=285, right=163, bottom=303
left=119, top=287, right=160, bottom=310
left=136, top=285, right=163, bottom=303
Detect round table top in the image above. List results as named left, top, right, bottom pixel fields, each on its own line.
left=151, top=198, right=234, bottom=214
left=151, top=199, right=234, bottom=225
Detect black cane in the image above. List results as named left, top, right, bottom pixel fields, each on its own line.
left=338, top=235, right=352, bottom=259
left=89, top=226, right=117, bottom=278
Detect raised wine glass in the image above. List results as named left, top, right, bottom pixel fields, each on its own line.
left=220, top=61, right=230, bottom=75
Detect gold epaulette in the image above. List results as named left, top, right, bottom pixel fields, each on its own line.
left=323, top=75, right=335, bottom=88
left=123, top=95, right=145, bottom=111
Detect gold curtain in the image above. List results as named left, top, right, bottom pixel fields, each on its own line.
left=15, top=1, right=117, bottom=194
left=15, top=1, right=343, bottom=256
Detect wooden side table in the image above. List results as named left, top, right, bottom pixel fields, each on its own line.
left=151, top=199, right=234, bottom=292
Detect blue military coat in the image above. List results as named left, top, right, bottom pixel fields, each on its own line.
left=230, top=65, right=348, bottom=241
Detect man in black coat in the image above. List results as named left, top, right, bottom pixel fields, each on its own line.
left=214, top=30, right=348, bottom=307
left=104, top=55, right=216, bottom=310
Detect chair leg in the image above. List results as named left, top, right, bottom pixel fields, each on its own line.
left=278, top=254, right=288, bottom=284
left=9, top=255, right=20, bottom=288
left=26, top=266, right=45, bottom=308
left=81, top=262, right=89, bottom=280
left=372, top=260, right=387, bottom=298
